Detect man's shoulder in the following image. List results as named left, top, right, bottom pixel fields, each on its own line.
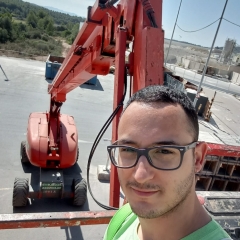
left=204, top=219, right=232, bottom=240
left=182, top=219, right=232, bottom=240
left=104, top=203, right=138, bottom=240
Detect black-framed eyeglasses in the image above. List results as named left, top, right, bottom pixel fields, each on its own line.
left=107, top=141, right=197, bottom=170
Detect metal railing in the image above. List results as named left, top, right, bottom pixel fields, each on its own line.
left=166, top=64, right=240, bottom=97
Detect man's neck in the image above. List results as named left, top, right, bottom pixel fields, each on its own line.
left=137, top=194, right=211, bottom=240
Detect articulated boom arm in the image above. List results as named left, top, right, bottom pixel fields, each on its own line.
left=48, top=0, right=164, bottom=102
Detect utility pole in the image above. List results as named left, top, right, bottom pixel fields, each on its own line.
left=164, top=0, right=183, bottom=66
left=193, top=0, right=229, bottom=107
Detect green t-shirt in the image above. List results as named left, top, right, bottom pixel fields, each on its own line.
left=104, top=210, right=232, bottom=240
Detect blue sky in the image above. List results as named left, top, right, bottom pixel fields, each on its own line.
left=24, top=0, right=240, bottom=47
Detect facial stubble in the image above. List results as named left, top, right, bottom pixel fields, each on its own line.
left=122, top=165, right=195, bottom=219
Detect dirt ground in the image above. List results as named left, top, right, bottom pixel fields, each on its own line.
left=60, top=39, right=72, bottom=58
left=0, top=38, right=72, bottom=62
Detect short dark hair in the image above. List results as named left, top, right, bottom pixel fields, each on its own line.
left=123, top=85, right=199, bottom=141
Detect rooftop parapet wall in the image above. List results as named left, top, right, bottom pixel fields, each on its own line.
left=177, top=57, right=240, bottom=80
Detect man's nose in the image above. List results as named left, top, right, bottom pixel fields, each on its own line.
left=133, top=155, right=154, bottom=183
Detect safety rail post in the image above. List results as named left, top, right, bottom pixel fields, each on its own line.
left=109, top=27, right=127, bottom=208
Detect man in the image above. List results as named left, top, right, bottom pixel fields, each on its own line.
left=104, top=85, right=231, bottom=240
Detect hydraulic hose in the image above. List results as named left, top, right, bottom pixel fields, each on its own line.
left=139, top=0, right=158, bottom=28
left=87, top=67, right=128, bottom=210
left=139, top=0, right=154, bottom=15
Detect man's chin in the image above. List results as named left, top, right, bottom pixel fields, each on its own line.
left=129, top=201, right=160, bottom=219
left=132, top=206, right=160, bottom=219
left=129, top=199, right=182, bottom=219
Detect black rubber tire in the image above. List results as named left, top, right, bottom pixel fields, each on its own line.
left=76, top=147, right=79, bottom=162
left=73, top=178, right=87, bottom=206
left=20, top=141, right=29, bottom=163
left=12, top=178, right=29, bottom=207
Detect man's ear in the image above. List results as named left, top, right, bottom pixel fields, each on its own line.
left=194, top=142, right=208, bottom=173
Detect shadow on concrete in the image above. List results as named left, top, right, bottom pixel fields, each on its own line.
left=80, top=78, right=104, bottom=91
left=45, top=78, right=104, bottom=91
left=198, top=116, right=219, bottom=133
left=13, top=193, right=90, bottom=213
left=208, top=116, right=221, bottom=130
left=61, top=226, right=84, bottom=240
left=45, top=78, right=53, bottom=84
left=14, top=162, right=89, bottom=213
left=98, top=179, right=110, bottom=184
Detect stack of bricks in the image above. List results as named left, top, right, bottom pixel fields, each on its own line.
left=196, top=152, right=240, bottom=192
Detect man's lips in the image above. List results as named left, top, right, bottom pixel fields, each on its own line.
left=131, top=187, right=159, bottom=197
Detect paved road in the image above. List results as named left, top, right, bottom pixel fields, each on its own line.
left=166, top=64, right=240, bottom=96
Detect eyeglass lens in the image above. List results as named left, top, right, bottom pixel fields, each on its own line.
left=111, top=146, right=181, bottom=169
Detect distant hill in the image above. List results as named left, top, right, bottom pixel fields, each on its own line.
left=164, top=38, right=240, bottom=54
left=0, top=0, right=86, bottom=57
left=43, top=6, right=78, bottom=17
left=164, top=38, right=208, bottom=48
left=0, top=0, right=85, bottom=25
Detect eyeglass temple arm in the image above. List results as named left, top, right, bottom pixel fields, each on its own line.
left=185, top=142, right=197, bottom=150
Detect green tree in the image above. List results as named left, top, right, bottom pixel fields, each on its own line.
left=37, top=18, right=44, bottom=29
left=18, top=22, right=26, bottom=32
left=38, top=10, right=46, bottom=19
left=0, top=13, right=13, bottom=41
left=46, top=20, right=54, bottom=35
left=0, top=27, right=8, bottom=43
left=42, top=16, right=54, bottom=29
left=2, top=16, right=12, bottom=29
left=66, top=23, right=79, bottom=44
left=62, top=29, right=71, bottom=38
left=26, top=11, right=38, bottom=28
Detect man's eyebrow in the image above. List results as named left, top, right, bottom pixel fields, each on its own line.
left=153, top=141, right=180, bottom=145
left=118, top=139, right=136, bottom=145
left=118, top=140, right=180, bottom=146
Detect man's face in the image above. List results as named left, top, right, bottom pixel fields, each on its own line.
left=117, top=101, right=200, bottom=219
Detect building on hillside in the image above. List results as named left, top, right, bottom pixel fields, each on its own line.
left=210, top=48, right=222, bottom=60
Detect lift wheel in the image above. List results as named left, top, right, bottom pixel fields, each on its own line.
left=12, top=178, right=29, bottom=207
left=73, top=178, right=87, bottom=206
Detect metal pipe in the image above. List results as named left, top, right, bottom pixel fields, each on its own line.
left=193, top=0, right=229, bottom=107
left=0, top=211, right=115, bottom=229
left=0, top=65, right=9, bottom=81
left=164, top=0, right=183, bottom=66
